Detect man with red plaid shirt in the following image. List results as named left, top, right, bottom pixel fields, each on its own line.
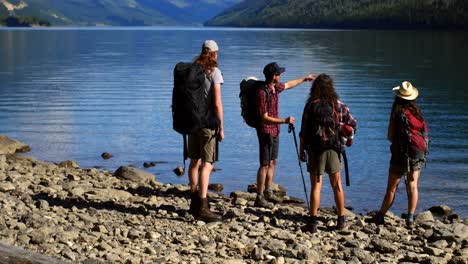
left=254, top=62, right=316, bottom=208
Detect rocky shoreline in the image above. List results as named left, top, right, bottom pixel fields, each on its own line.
left=0, top=135, right=467, bottom=264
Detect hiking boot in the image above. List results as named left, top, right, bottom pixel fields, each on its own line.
left=197, top=198, right=221, bottom=222
left=336, top=215, right=347, bottom=230
left=406, top=218, right=415, bottom=229
left=301, top=217, right=318, bottom=233
left=254, top=194, right=274, bottom=209
left=374, top=211, right=385, bottom=225
left=264, top=190, right=283, bottom=203
left=188, top=191, right=200, bottom=216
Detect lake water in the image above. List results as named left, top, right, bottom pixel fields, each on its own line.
left=0, top=27, right=467, bottom=218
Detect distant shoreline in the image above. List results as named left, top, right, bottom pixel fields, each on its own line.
left=0, top=24, right=467, bottom=33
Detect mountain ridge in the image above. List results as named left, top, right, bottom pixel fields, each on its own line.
left=206, top=0, right=468, bottom=30
left=0, top=0, right=242, bottom=26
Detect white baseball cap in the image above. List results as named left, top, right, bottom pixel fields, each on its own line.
left=203, top=40, right=219, bottom=52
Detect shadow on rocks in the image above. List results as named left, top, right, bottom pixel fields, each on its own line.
left=243, top=206, right=309, bottom=224
left=31, top=193, right=187, bottom=222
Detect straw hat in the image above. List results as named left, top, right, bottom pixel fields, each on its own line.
left=393, top=81, right=419, bottom=100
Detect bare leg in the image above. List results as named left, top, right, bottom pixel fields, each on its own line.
left=329, top=171, right=345, bottom=216
left=379, top=171, right=402, bottom=214
left=257, top=165, right=268, bottom=194
left=265, top=159, right=277, bottom=189
left=310, top=174, right=323, bottom=216
left=198, top=161, right=213, bottom=198
left=406, top=170, right=420, bottom=214
left=188, top=159, right=201, bottom=192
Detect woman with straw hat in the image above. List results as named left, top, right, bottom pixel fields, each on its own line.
left=374, top=81, right=430, bottom=228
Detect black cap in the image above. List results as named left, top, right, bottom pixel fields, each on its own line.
left=263, top=62, right=285, bottom=77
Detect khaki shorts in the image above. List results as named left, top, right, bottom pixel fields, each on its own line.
left=188, top=128, right=217, bottom=163
left=307, top=149, right=341, bottom=175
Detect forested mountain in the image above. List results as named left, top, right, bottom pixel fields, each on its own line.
left=0, top=0, right=241, bottom=26
left=206, top=0, right=468, bottom=30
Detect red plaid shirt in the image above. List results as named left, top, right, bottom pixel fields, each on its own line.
left=256, top=82, right=285, bottom=137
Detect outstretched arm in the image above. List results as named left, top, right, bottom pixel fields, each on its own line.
left=284, top=74, right=316, bottom=90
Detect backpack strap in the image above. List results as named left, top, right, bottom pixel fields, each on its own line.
left=183, top=134, right=188, bottom=170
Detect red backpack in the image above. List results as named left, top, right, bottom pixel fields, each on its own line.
left=400, top=109, right=430, bottom=162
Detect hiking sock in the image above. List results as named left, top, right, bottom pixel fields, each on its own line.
left=407, top=213, right=415, bottom=221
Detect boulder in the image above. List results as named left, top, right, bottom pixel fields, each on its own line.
left=429, top=205, right=453, bottom=216
left=101, top=152, right=113, bottom=159
left=416, top=211, right=435, bottom=224
left=173, top=166, right=184, bottom=176
left=113, top=166, right=156, bottom=183
left=208, top=183, right=224, bottom=192
left=0, top=135, right=31, bottom=154
left=0, top=242, right=68, bottom=264
left=59, top=160, right=79, bottom=169
left=247, top=183, right=286, bottom=196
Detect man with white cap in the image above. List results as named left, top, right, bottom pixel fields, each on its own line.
left=187, top=40, right=224, bottom=222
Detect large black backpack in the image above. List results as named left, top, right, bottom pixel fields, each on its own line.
left=172, top=62, right=219, bottom=164
left=172, top=62, right=219, bottom=134
left=239, top=78, right=267, bottom=128
left=303, top=99, right=342, bottom=153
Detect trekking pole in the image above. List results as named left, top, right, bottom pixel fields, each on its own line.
left=342, top=149, right=350, bottom=186
left=288, top=124, right=310, bottom=210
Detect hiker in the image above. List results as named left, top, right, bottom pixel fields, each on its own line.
left=374, top=81, right=429, bottom=228
left=254, top=62, right=315, bottom=208
left=299, top=74, right=357, bottom=233
left=185, top=40, right=224, bottom=222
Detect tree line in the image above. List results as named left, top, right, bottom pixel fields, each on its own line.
left=0, top=15, right=50, bottom=27
left=206, top=0, right=468, bottom=30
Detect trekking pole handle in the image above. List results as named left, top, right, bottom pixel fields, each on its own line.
left=288, top=123, right=294, bottom=133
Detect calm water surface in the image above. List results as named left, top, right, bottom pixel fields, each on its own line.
left=0, top=27, right=467, bottom=217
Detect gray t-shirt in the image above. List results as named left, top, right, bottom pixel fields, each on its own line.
left=203, top=67, right=223, bottom=98
left=209, top=67, right=224, bottom=86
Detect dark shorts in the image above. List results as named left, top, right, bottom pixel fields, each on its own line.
left=256, top=130, right=279, bottom=166
left=307, top=149, right=341, bottom=175
left=389, top=154, right=424, bottom=176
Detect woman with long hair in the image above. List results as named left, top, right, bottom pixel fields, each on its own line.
left=375, top=81, right=429, bottom=228
left=299, top=74, right=357, bottom=233
left=187, top=40, right=224, bottom=222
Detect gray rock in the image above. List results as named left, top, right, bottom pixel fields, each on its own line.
left=0, top=182, right=15, bottom=192
left=251, top=247, right=265, bottom=261
left=265, top=239, right=287, bottom=251
left=449, top=256, right=468, bottom=264
left=371, top=238, right=398, bottom=253
left=0, top=135, right=31, bottom=154
left=173, top=166, right=184, bottom=176
left=429, top=205, right=453, bottom=216
left=101, top=152, right=113, bottom=159
left=298, top=248, right=320, bottom=261
left=208, top=183, right=224, bottom=192
left=59, top=160, right=79, bottom=169
left=431, top=240, right=449, bottom=249
left=417, top=211, right=435, bottom=224
left=230, top=191, right=256, bottom=201
left=423, top=246, right=445, bottom=256
left=450, top=223, right=468, bottom=239
left=114, top=166, right=156, bottom=183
